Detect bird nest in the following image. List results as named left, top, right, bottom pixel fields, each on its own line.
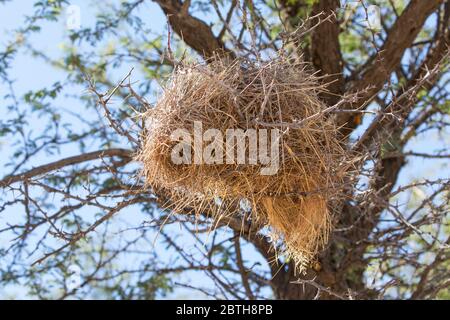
left=136, top=53, right=350, bottom=270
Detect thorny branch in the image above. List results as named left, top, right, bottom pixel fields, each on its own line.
left=0, top=0, right=449, bottom=300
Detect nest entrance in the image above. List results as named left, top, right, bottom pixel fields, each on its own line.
left=136, top=54, right=348, bottom=270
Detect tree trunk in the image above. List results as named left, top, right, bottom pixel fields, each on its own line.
left=271, top=261, right=341, bottom=299
left=270, top=242, right=372, bottom=299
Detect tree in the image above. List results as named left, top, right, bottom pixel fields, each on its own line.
left=0, top=0, right=449, bottom=300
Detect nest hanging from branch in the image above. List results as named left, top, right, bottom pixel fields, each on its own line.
left=136, top=53, right=351, bottom=270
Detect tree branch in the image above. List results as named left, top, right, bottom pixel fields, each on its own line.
left=311, top=0, right=344, bottom=105
left=339, top=0, right=444, bottom=130
left=233, top=232, right=255, bottom=300
left=0, top=148, right=133, bottom=187
left=153, top=0, right=233, bottom=59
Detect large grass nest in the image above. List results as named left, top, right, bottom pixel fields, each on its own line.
left=136, top=53, right=350, bottom=270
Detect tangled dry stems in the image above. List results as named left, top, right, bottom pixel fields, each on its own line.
left=136, top=53, right=351, bottom=270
